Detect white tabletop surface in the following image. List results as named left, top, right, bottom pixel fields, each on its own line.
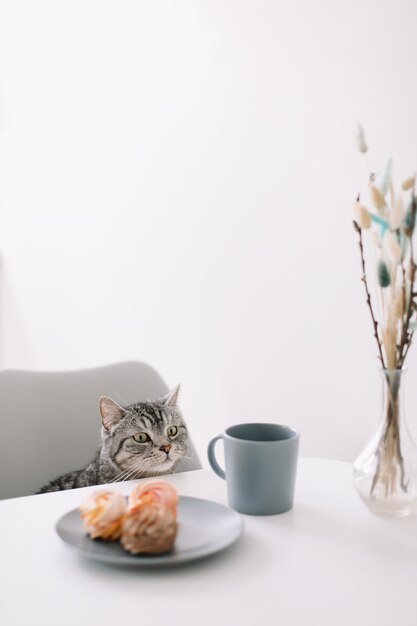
left=1, top=458, right=416, bottom=626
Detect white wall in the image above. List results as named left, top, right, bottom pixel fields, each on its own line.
left=1, top=0, right=417, bottom=463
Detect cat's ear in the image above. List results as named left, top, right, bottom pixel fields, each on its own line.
left=160, top=383, right=181, bottom=407
left=99, top=396, right=124, bottom=431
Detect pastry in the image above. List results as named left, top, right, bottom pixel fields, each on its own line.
left=79, top=490, right=127, bottom=540
left=121, top=502, right=177, bottom=554
left=128, top=480, right=178, bottom=516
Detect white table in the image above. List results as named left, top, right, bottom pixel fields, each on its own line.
left=1, top=458, right=416, bottom=626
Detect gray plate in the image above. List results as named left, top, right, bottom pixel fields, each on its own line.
left=56, top=495, right=243, bottom=566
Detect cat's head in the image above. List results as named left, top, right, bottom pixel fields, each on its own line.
left=98, top=384, right=188, bottom=478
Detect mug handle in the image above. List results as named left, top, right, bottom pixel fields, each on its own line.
left=207, top=435, right=226, bottom=480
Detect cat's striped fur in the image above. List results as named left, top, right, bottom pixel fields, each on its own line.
left=37, top=385, right=188, bottom=493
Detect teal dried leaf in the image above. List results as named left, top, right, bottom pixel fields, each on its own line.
left=371, top=212, right=389, bottom=237
left=378, top=260, right=390, bottom=287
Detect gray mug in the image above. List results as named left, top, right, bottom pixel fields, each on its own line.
left=207, top=422, right=299, bottom=515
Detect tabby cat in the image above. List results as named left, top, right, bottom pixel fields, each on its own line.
left=37, top=384, right=188, bottom=493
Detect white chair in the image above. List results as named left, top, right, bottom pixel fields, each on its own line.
left=0, top=361, right=201, bottom=500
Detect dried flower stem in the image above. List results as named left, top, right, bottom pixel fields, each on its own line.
left=353, top=220, right=386, bottom=368
left=398, top=193, right=417, bottom=367
left=371, top=372, right=407, bottom=497
left=402, top=333, right=414, bottom=365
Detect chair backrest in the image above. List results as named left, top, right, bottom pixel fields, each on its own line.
left=0, top=361, right=201, bottom=500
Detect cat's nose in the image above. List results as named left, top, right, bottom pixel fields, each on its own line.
left=159, top=444, right=172, bottom=455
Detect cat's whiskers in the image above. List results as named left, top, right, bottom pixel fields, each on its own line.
left=174, top=454, right=195, bottom=469
left=180, top=453, right=194, bottom=464
left=107, top=459, right=147, bottom=484
left=115, top=468, right=143, bottom=484
left=123, top=456, right=158, bottom=479
left=107, top=468, right=134, bottom=484
left=108, top=450, right=176, bottom=484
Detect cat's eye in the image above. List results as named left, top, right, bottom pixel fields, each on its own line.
left=133, top=432, right=150, bottom=443
left=167, top=425, right=178, bottom=438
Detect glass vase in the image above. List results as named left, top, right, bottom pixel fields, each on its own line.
left=352, top=369, right=417, bottom=517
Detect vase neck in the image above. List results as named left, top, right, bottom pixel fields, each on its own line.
left=380, top=369, right=406, bottom=423
left=380, top=368, right=406, bottom=388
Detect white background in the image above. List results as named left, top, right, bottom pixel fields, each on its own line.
left=1, top=0, right=417, bottom=462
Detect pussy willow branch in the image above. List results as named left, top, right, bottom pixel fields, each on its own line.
left=399, top=193, right=417, bottom=368
left=400, top=262, right=407, bottom=364
left=401, top=330, right=414, bottom=365
left=353, top=220, right=386, bottom=368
